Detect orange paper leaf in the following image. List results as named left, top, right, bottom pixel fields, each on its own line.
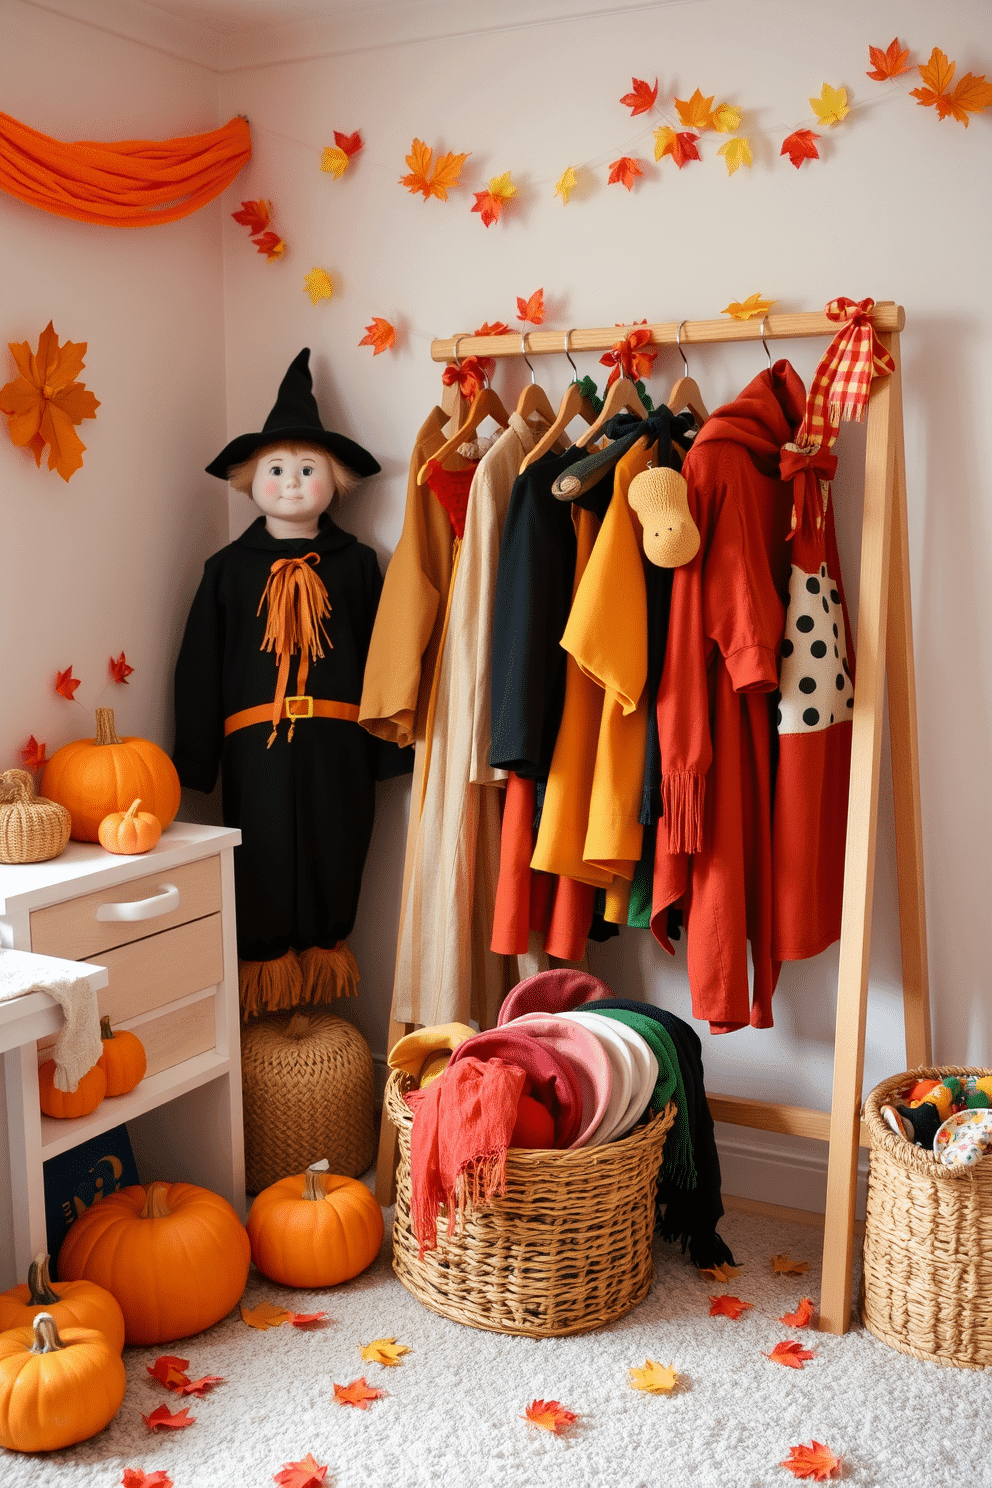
left=287, top=1311, right=328, bottom=1329
left=474, top=321, right=510, bottom=339
left=698, top=1262, right=742, bottom=1282
left=441, top=356, right=486, bottom=399
left=723, top=293, right=775, bottom=321
left=232, top=198, right=270, bottom=234
left=781, top=1441, right=843, bottom=1481
left=141, top=1404, right=195, bottom=1431
left=675, top=88, right=716, bottom=130
left=240, top=1301, right=291, bottom=1331
left=273, top=1455, right=328, bottom=1488
left=620, top=77, right=658, bottom=116
left=867, top=38, right=911, bottom=81
left=359, top=319, right=396, bottom=355
left=400, top=139, right=469, bottom=201
left=516, top=289, right=545, bottom=326
left=522, top=1399, right=578, bottom=1434
left=653, top=127, right=701, bottom=168
left=780, top=1297, right=816, bottom=1328
left=360, top=1337, right=410, bottom=1366
left=179, top=1374, right=225, bottom=1395
left=333, top=1376, right=385, bottom=1409
left=599, top=325, right=657, bottom=387
left=766, top=1339, right=816, bottom=1369
left=772, top=1253, right=810, bottom=1275
left=781, top=129, right=820, bottom=168
left=0, top=322, right=99, bottom=481
left=910, top=48, right=992, bottom=124
left=20, top=736, right=47, bottom=771
left=608, top=156, right=644, bottom=191
left=146, top=1356, right=189, bottom=1391
left=252, top=231, right=286, bottom=262
left=122, top=1471, right=173, bottom=1488
left=709, top=1293, right=753, bottom=1320
left=55, top=665, right=80, bottom=701
left=109, top=651, right=134, bottom=684
left=471, top=191, right=503, bottom=226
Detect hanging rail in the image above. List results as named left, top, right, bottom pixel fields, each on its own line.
left=429, top=305, right=905, bottom=363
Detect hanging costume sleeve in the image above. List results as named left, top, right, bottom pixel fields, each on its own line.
left=172, top=555, right=227, bottom=793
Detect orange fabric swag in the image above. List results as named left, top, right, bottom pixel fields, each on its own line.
left=0, top=111, right=251, bottom=227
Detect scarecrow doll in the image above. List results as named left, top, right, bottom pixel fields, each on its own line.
left=173, top=348, right=410, bottom=1016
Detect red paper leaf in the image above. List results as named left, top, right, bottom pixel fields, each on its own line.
left=333, top=129, right=363, bottom=157
left=522, top=1399, right=578, bottom=1434
left=516, top=289, right=545, bottom=326
left=708, top=1293, right=753, bottom=1320
left=55, top=665, right=80, bottom=700
left=608, top=155, right=644, bottom=191
left=232, top=199, right=270, bottom=234
left=620, top=76, right=658, bottom=116
left=866, top=38, right=911, bottom=81
left=599, top=325, right=657, bottom=388
left=780, top=1441, right=843, bottom=1480
left=333, top=1376, right=385, bottom=1409
left=766, top=1339, right=816, bottom=1369
left=780, top=1297, right=816, bottom=1328
left=109, top=651, right=134, bottom=684
left=358, top=319, right=396, bottom=356
left=471, top=189, right=506, bottom=226
left=20, top=735, right=47, bottom=771
left=287, top=1311, right=328, bottom=1329
left=179, top=1374, right=225, bottom=1395
left=656, top=130, right=701, bottom=169
left=474, top=321, right=510, bottom=339
left=146, top=1355, right=189, bottom=1391
left=273, top=1455, right=328, bottom=1488
left=122, top=1471, right=173, bottom=1488
left=441, top=356, right=486, bottom=399
left=141, top=1404, right=196, bottom=1431
left=251, top=231, right=286, bottom=261
left=780, top=129, right=821, bottom=168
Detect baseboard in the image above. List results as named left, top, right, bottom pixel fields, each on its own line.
left=715, top=1125, right=869, bottom=1221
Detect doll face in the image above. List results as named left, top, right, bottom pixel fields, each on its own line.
left=251, top=447, right=334, bottom=538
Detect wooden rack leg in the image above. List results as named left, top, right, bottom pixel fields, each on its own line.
left=819, top=340, right=898, bottom=1336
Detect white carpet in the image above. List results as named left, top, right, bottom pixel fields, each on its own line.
left=3, top=1202, right=989, bottom=1487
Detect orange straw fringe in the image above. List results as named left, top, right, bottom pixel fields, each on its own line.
left=299, top=942, right=361, bottom=1003
left=239, top=943, right=360, bottom=1019
left=256, top=553, right=332, bottom=744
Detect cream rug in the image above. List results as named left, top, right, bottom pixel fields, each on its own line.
left=2, top=1202, right=988, bottom=1487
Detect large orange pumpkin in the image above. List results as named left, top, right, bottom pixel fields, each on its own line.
left=41, top=707, right=180, bottom=843
left=38, top=1058, right=106, bottom=1119
left=57, top=1180, right=251, bottom=1345
left=0, top=1252, right=125, bottom=1354
left=247, top=1164, right=384, bottom=1288
left=0, top=1312, right=126, bottom=1452
left=97, top=1015, right=147, bottom=1097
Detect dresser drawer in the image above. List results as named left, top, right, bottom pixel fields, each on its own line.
left=136, top=996, right=217, bottom=1078
left=29, top=856, right=222, bottom=961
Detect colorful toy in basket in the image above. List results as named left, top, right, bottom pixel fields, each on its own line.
left=933, top=1108, right=992, bottom=1169
left=880, top=1073, right=992, bottom=1149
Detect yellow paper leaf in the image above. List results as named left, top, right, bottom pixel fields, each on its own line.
left=555, top=165, right=577, bottom=204
left=629, top=1360, right=680, bottom=1395
left=488, top=170, right=516, bottom=201
left=240, top=1301, right=291, bottom=1330
left=675, top=87, right=715, bottom=130
left=771, top=1253, right=810, bottom=1275
left=321, top=146, right=349, bottom=179
left=653, top=126, right=675, bottom=161
left=717, top=137, right=752, bottom=174
left=722, top=293, right=776, bottom=321
left=303, top=268, right=334, bottom=305
left=360, top=1337, right=410, bottom=1367
left=809, top=83, right=850, bottom=126
left=711, top=103, right=742, bottom=133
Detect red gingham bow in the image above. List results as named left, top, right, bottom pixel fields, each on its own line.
left=780, top=441, right=839, bottom=538
left=797, top=296, right=895, bottom=451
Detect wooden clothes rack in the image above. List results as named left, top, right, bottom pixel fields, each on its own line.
left=376, top=304, right=929, bottom=1338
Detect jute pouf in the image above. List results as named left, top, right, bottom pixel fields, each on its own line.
left=241, top=1010, right=376, bottom=1195
left=861, top=1065, right=992, bottom=1369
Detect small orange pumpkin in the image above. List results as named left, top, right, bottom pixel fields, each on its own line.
left=0, top=1252, right=125, bottom=1354
left=38, top=1058, right=106, bottom=1119
left=98, top=797, right=162, bottom=855
left=41, top=707, right=180, bottom=843
left=246, top=1163, right=384, bottom=1289
left=0, top=1312, right=126, bottom=1452
left=97, top=1015, right=146, bottom=1096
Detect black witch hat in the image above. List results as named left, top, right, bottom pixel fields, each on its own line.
left=205, top=348, right=380, bottom=480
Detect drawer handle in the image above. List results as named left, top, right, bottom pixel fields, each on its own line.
left=95, top=883, right=180, bottom=923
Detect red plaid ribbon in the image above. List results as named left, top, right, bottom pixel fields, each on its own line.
left=780, top=441, right=838, bottom=537
left=797, top=297, right=895, bottom=450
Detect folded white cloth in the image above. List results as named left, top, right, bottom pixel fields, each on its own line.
left=0, top=948, right=103, bottom=1092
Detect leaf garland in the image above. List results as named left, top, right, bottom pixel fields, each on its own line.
left=472, top=171, right=516, bottom=226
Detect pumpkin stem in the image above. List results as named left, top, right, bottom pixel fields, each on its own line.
left=27, top=1252, right=59, bottom=1306
left=100, top=1015, right=115, bottom=1041
left=0, top=768, right=35, bottom=804
left=122, top=799, right=142, bottom=824
left=286, top=1013, right=311, bottom=1039
left=140, top=1182, right=173, bottom=1219
left=30, top=1313, right=66, bottom=1353
left=303, top=1163, right=330, bottom=1201
left=94, top=707, right=124, bottom=747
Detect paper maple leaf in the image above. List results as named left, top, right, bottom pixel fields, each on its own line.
left=333, top=1376, right=385, bottom=1409
left=653, top=127, right=701, bottom=168
left=179, top=1374, right=225, bottom=1395
left=620, top=77, right=658, bottom=116
left=780, top=1297, right=816, bottom=1328
left=717, top=137, right=752, bottom=174
left=109, top=651, right=134, bottom=684
left=867, top=38, right=911, bottom=81
left=20, top=736, right=46, bottom=771
left=709, top=1293, right=753, bottom=1320
left=711, top=102, right=742, bottom=133
left=723, top=293, right=775, bottom=321
left=766, top=1339, right=816, bottom=1369
left=910, top=47, right=992, bottom=125
left=253, top=232, right=285, bottom=262
left=600, top=326, right=656, bottom=387
left=273, top=1455, right=328, bottom=1488
left=400, top=139, right=469, bottom=200
left=608, top=156, right=644, bottom=191
left=772, top=1253, right=810, bottom=1275
left=360, top=1337, right=410, bottom=1366
left=698, top=1261, right=742, bottom=1282
left=55, top=665, right=81, bottom=701
left=146, top=1355, right=189, bottom=1391
left=522, top=1399, right=578, bottom=1434
left=472, top=171, right=516, bottom=227
left=322, top=128, right=363, bottom=176
left=554, top=165, right=577, bottom=204
left=122, top=1470, right=173, bottom=1488
left=781, top=129, right=820, bottom=168
left=232, top=199, right=270, bottom=234
left=241, top=1301, right=291, bottom=1330
left=810, top=83, right=850, bottom=126
left=359, top=319, right=396, bottom=355
left=141, top=1404, right=195, bottom=1431
left=441, top=356, right=486, bottom=399
left=675, top=88, right=716, bottom=130
left=781, top=1441, right=843, bottom=1481
left=629, top=1359, right=680, bottom=1395
left=516, top=289, right=545, bottom=326
left=0, top=322, right=100, bottom=482
left=287, top=1311, right=328, bottom=1329
left=474, top=321, right=510, bottom=338
left=303, top=269, right=334, bottom=305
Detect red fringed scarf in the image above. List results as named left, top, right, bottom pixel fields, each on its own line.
left=797, top=296, right=895, bottom=451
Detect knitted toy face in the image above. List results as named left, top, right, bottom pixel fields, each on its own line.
left=251, top=446, right=334, bottom=538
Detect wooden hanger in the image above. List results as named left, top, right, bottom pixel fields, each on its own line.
left=417, top=358, right=509, bottom=486
left=515, top=331, right=557, bottom=430
left=519, top=330, right=598, bottom=472
left=667, top=321, right=709, bottom=427
left=574, top=373, right=647, bottom=448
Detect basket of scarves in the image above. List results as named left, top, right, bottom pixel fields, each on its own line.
left=385, top=1068, right=676, bottom=1337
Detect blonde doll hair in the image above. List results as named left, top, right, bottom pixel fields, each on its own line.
left=227, top=441, right=360, bottom=501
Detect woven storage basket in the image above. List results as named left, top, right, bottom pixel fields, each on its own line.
left=385, top=1068, right=676, bottom=1337
left=862, top=1065, right=992, bottom=1369
left=241, top=1010, right=375, bottom=1194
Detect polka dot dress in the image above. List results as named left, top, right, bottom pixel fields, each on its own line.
left=776, top=561, right=852, bottom=734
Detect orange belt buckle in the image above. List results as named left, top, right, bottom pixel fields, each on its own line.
left=284, top=695, right=313, bottom=719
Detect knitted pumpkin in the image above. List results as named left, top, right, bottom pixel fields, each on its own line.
left=0, top=1252, right=125, bottom=1354
left=0, top=769, right=71, bottom=864
left=38, top=1059, right=106, bottom=1119
left=247, top=1164, right=384, bottom=1288
left=97, top=1016, right=146, bottom=1097
left=41, top=707, right=180, bottom=843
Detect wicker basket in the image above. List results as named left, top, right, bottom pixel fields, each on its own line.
left=862, top=1065, right=992, bottom=1369
left=385, top=1068, right=676, bottom=1337
left=241, top=1010, right=375, bottom=1194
